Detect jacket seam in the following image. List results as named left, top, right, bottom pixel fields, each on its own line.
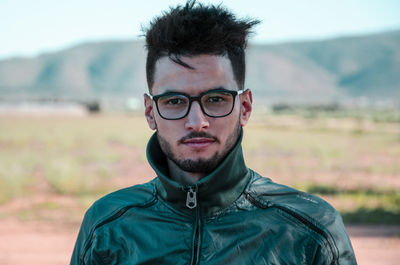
left=80, top=197, right=157, bottom=265
left=275, top=206, right=335, bottom=262
left=244, top=192, right=338, bottom=265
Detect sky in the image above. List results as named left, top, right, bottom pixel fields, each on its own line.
left=1, top=0, right=400, bottom=59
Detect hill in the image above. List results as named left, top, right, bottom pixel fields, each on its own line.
left=0, top=30, right=399, bottom=106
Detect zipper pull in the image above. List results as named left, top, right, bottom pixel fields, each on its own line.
left=186, top=186, right=197, bottom=209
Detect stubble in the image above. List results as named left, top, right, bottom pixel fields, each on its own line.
left=157, top=118, right=241, bottom=174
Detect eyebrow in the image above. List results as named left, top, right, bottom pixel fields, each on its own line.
left=159, top=86, right=229, bottom=95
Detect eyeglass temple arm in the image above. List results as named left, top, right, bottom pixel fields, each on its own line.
left=238, top=89, right=247, bottom=95
left=144, top=93, right=154, bottom=100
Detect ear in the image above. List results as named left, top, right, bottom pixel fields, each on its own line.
left=144, top=94, right=157, bottom=130
left=240, top=89, right=252, bottom=127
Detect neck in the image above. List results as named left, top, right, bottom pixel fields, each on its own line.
left=167, top=159, right=205, bottom=186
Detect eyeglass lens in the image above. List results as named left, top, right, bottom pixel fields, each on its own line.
left=157, top=91, right=235, bottom=119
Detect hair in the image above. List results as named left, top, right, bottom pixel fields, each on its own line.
left=144, top=0, right=260, bottom=92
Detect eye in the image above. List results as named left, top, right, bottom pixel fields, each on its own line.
left=166, top=97, right=185, bottom=105
left=204, top=92, right=231, bottom=104
left=207, top=96, right=224, bottom=103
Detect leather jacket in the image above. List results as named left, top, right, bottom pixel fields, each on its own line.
left=71, top=132, right=357, bottom=265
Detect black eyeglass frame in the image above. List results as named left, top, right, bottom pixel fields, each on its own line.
left=146, top=88, right=245, bottom=120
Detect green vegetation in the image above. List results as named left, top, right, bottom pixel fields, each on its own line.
left=341, top=208, right=400, bottom=225
left=0, top=110, right=399, bottom=224
left=0, top=114, right=152, bottom=203
left=271, top=104, right=400, bottom=123
left=243, top=111, right=400, bottom=224
left=298, top=184, right=400, bottom=224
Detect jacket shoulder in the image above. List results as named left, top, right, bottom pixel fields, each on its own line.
left=245, top=171, right=357, bottom=264
left=70, top=180, right=157, bottom=265
left=85, top=179, right=156, bottom=226
left=246, top=171, right=338, bottom=222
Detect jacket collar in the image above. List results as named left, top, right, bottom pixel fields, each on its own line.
left=146, top=130, right=250, bottom=216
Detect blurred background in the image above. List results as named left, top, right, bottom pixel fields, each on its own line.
left=0, top=0, right=399, bottom=264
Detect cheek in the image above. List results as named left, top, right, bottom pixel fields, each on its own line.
left=155, top=118, right=182, bottom=139
left=214, top=114, right=239, bottom=137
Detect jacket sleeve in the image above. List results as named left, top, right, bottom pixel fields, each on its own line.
left=247, top=176, right=357, bottom=264
left=70, top=207, right=123, bottom=265
left=70, top=183, right=156, bottom=265
left=313, top=209, right=358, bottom=265
left=331, top=212, right=358, bottom=264
left=70, top=201, right=111, bottom=265
left=70, top=205, right=97, bottom=265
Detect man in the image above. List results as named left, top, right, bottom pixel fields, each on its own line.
left=71, top=1, right=357, bottom=264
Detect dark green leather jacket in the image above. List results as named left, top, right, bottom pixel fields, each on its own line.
left=71, top=133, right=357, bottom=265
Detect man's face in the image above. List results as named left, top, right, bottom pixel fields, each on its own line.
left=144, top=55, right=252, bottom=173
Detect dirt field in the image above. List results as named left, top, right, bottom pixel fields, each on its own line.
left=0, top=114, right=399, bottom=264
left=0, top=217, right=399, bottom=265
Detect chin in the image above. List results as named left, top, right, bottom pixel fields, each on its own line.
left=177, top=148, right=214, bottom=159
left=184, top=148, right=217, bottom=157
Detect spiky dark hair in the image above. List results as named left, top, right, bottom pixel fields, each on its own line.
left=144, top=0, right=260, bottom=91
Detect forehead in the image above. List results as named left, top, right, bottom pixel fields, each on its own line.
left=151, top=54, right=237, bottom=95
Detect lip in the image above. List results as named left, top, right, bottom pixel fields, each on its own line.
left=183, top=137, right=215, bottom=149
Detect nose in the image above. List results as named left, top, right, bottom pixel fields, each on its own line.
left=185, top=101, right=209, bottom=131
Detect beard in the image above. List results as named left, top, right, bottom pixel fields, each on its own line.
left=157, top=118, right=241, bottom=174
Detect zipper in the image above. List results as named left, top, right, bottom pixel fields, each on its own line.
left=186, top=186, right=197, bottom=209
left=245, top=193, right=337, bottom=265
left=185, top=186, right=201, bottom=265
left=191, top=206, right=201, bottom=265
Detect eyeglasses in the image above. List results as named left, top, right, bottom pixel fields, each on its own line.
left=147, top=88, right=245, bottom=120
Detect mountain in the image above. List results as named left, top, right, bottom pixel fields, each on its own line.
left=0, top=30, right=399, bottom=105
left=0, top=41, right=147, bottom=100
left=247, top=30, right=400, bottom=104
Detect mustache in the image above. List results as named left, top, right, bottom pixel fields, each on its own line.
left=178, top=132, right=219, bottom=144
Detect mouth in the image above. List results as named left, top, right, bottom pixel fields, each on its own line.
left=182, top=137, right=216, bottom=149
